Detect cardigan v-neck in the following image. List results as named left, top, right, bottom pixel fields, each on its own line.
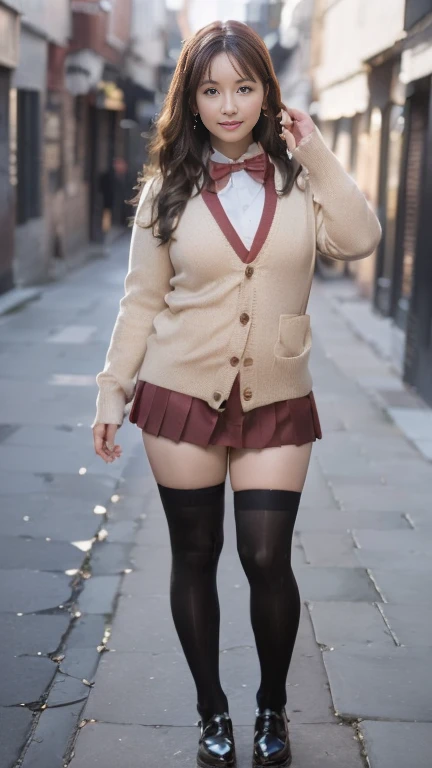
left=208, top=142, right=266, bottom=251
left=201, top=160, right=278, bottom=264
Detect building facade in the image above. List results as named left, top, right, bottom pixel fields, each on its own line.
left=66, top=0, right=132, bottom=245
left=311, top=0, right=432, bottom=404
left=0, top=0, right=169, bottom=298
left=396, top=0, right=432, bottom=403
left=11, top=0, right=71, bottom=287
left=0, top=1, right=20, bottom=294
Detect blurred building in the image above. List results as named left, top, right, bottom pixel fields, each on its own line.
left=0, top=0, right=169, bottom=298
left=311, top=0, right=432, bottom=404
left=276, top=0, right=315, bottom=112
left=11, top=0, right=71, bottom=288
left=177, top=0, right=283, bottom=39
left=121, top=0, right=171, bottom=204
left=246, top=0, right=283, bottom=38
left=66, top=0, right=133, bottom=246
left=0, top=1, right=20, bottom=295
left=397, top=0, right=432, bottom=403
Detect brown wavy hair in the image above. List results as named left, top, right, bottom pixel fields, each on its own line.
left=130, top=18, right=301, bottom=246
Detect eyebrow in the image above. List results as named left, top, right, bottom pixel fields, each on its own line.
left=200, top=77, right=256, bottom=86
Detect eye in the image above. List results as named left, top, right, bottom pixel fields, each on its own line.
left=203, top=86, right=253, bottom=96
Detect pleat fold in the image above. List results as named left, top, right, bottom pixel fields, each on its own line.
left=129, top=376, right=322, bottom=449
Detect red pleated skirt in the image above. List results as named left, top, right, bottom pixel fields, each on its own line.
left=129, top=372, right=322, bottom=449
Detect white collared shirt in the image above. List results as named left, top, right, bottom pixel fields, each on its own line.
left=210, top=142, right=265, bottom=250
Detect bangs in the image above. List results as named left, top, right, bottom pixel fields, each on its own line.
left=193, top=44, right=260, bottom=94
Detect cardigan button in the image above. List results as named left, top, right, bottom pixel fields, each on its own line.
left=239, top=312, right=250, bottom=325
left=245, top=266, right=254, bottom=278
left=243, top=387, right=253, bottom=401
left=230, top=356, right=240, bottom=366
left=213, top=391, right=222, bottom=402
left=244, top=357, right=253, bottom=367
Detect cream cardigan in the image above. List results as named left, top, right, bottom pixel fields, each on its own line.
left=92, top=126, right=381, bottom=428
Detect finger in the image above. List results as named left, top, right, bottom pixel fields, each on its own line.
left=94, top=432, right=104, bottom=455
left=106, top=424, right=118, bottom=442
left=105, top=425, right=119, bottom=453
left=280, top=123, right=296, bottom=150
left=285, top=106, right=308, bottom=121
left=280, top=109, right=293, bottom=126
left=93, top=425, right=115, bottom=460
left=287, top=134, right=296, bottom=152
left=282, top=130, right=296, bottom=152
left=94, top=434, right=112, bottom=463
left=102, top=438, right=114, bottom=457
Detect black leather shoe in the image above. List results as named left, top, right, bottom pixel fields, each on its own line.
left=196, top=712, right=236, bottom=767
left=252, top=707, right=292, bottom=767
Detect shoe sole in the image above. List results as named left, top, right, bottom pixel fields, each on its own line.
left=197, top=758, right=236, bottom=768
left=252, top=755, right=292, bottom=768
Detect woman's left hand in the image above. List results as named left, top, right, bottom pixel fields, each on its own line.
left=276, top=107, right=315, bottom=153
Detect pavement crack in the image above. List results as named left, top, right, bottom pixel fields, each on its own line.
left=57, top=667, right=96, bottom=685
left=45, top=697, right=89, bottom=708
left=365, top=569, right=388, bottom=603
left=402, top=512, right=416, bottom=529
left=352, top=721, right=370, bottom=768
left=375, top=603, right=401, bottom=647
left=220, top=645, right=254, bottom=653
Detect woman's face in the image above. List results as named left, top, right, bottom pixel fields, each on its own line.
left=195, top=52, right=267, bottom=159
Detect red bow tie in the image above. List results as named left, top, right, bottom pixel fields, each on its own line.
left=208, top=151, right=269, bottom=190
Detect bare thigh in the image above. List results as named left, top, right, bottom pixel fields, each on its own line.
left=229, top=442, right=313, bottom=492
left=142, top=431, right=229, bottom=489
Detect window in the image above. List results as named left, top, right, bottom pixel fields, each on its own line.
left=16, top=89, right=41, bottom=225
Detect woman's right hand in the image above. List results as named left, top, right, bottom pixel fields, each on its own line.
left=93, top=423, right=122, bottom=463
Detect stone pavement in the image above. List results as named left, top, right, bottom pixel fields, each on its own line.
left=0, top=236, right=431, bottom=768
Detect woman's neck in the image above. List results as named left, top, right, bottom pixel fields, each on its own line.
left=208, top=132, right=255, bottom=160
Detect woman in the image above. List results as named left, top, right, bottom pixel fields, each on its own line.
left=92, top=19, right=381, bottom=768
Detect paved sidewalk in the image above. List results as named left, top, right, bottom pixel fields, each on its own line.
left=0, top=237, right=431, bottom=768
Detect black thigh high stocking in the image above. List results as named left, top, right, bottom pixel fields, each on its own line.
left=157, top=481, right=229, bottom=722
left=233, top=488, right=302, bottom=712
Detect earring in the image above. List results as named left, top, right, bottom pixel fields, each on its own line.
left=193, top=112, right=199, bottom=130
left=261, top=108, right=268, bottom=117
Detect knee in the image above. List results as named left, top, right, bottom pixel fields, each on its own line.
left=174, top=532, right=224, bottom=572
left=237, top=542, right=280, bottom=576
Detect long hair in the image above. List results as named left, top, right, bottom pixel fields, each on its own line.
left=131, top=19, right=300, bottom=245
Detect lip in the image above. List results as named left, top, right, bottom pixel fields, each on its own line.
left=219, top=121, right=243, bottom=130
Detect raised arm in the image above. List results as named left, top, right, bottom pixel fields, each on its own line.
left=293, top=126, right=382, bottom=261
left=91, top=176, right=174, bottom=428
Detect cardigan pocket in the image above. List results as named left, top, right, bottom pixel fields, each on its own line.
left=274, top=313, right=312, bottom=359
left=271, top=313, right=313, bottom=395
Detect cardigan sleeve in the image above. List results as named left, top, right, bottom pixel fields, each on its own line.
left=91, top=176, right=174, bottom=428
left=293, top=126, right=382, bottom=261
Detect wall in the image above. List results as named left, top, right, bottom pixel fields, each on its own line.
left=11, top=26, right=47, bottom=287
left=69, top=0, right=132, bottom=66
left=20, top=0, right=70, bottom=45
left=12, top=25, right=47, bottom=90
left=1, top=1, right=22, bottom=12
left=126, top=0, right=166, bottom=91
left=316, top=0, right=406, bottom=119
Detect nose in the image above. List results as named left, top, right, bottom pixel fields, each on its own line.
left=221, top=96, right=238, bottom=115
